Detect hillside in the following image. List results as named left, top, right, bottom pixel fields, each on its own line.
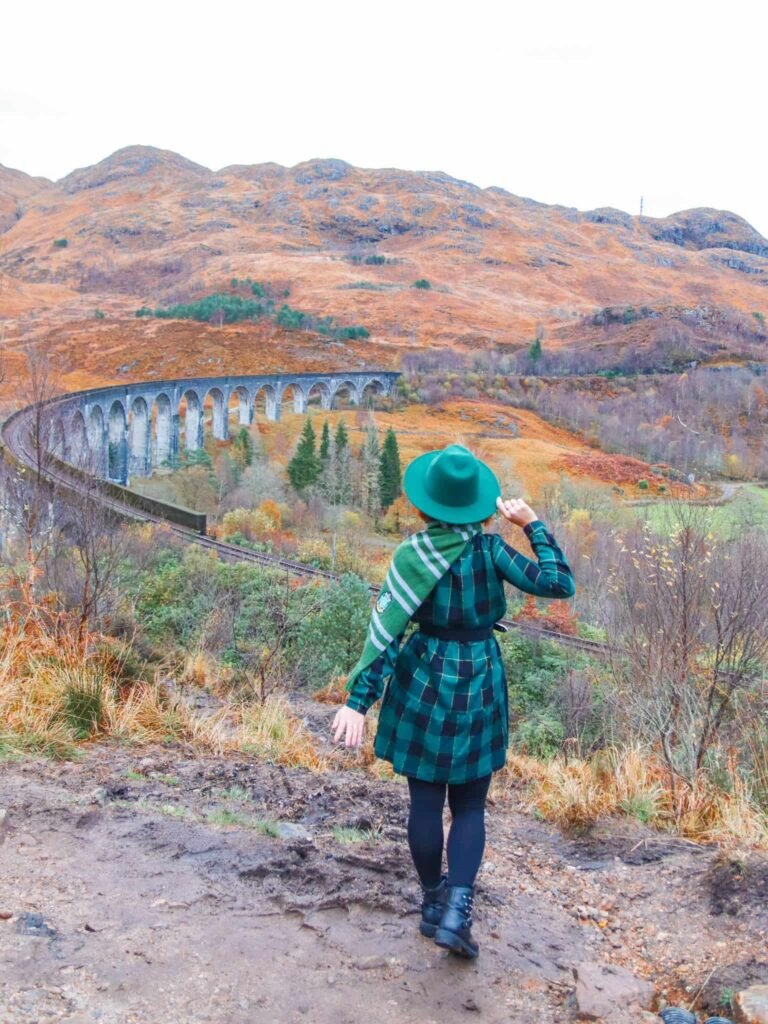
left=1, top=145, right=767, bottom=398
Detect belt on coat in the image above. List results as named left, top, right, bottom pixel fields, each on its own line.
left=417, top=622, right=508, bottom=642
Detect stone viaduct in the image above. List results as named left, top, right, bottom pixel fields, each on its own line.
left=43, top=371, right=400, bottom=485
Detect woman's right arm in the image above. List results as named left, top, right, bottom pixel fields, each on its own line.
left=492, top=497, right=575, bottom=599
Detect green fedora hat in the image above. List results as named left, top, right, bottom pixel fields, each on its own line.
left=403, top=443, right=501, bottom=524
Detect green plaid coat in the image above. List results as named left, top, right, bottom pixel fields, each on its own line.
left=345, top=520, right=575, bottom=783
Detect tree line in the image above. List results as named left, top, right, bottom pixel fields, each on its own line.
left=287, top=418, right=402, bottom=514
left=134, top=280, right=369, bottom=340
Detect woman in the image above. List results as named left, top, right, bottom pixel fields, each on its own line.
left=331, top=443, right=575, bottom=959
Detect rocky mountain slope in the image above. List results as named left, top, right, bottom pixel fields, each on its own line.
left=1, top=146, right=767, bottom=374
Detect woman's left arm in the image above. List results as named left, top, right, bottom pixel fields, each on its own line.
left=492, top=520, right=576, bottom=599
left=345, top=629, right=405, bottom=715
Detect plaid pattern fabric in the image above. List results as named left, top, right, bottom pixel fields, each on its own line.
left=346, top=519, right=575, bottom=783
left=343, top=521, right=482, bottom=696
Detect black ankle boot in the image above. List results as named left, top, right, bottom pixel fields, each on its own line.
left=434, top=884, right=478, bottom=958
left=419, top=875, right=447, bottom=937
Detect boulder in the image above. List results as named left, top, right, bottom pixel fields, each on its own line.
left=735, top=985, right=768, bottom=1024
left=275, top=822, right=313, bottom=841
left=573, top=961, right=655, bottom=1020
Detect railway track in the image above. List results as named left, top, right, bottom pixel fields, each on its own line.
left=2, top=399, right=607, bottom=659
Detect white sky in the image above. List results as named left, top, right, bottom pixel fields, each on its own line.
left=2, top=0, right=767, bottom=236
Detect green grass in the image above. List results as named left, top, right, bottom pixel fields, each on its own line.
left=331, top=825, right=383, bottom=844
left=218, top=785, right=250, bottom=803
left=619, top=793, right=659, bottom=824
left=205, top=808, right=281, bottom=834
left=156, top=773, right=180, bottom=786
left=720, top=987, right=735, bottom=1011
left=633, top=484, right=768, bottom=537
left=60, top=682, right=104, bottom=739
left=254, top=817, right=282, bottom=837
left=0, top=734, right=26, bottom=763
left=4, top=732, right=82, bottom=761
left=124, top=769, right=146, bottom=781
left=207, top=808, right=251, bottom=827
left=158, top=803, right=194, bottom=820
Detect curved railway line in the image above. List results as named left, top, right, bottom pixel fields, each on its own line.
left=1, top=394, right=607, bottom=659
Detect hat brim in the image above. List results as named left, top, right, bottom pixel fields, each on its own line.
left=403, top=449, right=501, bottom=525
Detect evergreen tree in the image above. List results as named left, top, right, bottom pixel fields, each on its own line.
left=360, top=423, right=381, bottom=517
left=287, top=417, right=321, bottom=492
left=232, top=426, right=254, bottom=471
left=378, top=427, right=402, bottom=509
left=319, top=419, right=331, bottom=463
left=335, top=418, right=349, bottom=451
left=528, top=336, right=542, bottom=363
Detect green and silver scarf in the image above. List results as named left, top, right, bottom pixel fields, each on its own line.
left=344, top=520, right=483, bottom=693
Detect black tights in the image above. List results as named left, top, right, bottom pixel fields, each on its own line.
left=405, top=773, right=492, bottom=889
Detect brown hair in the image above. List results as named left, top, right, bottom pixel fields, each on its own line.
left=414, top=506, right=494, bottom=527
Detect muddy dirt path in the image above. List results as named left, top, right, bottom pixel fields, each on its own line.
left=2, top=729, right=766, bottom=1023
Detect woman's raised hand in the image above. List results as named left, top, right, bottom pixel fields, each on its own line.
left=496, top=496, right=538, bottom=527
left=331, top=705, right=366, bottom=748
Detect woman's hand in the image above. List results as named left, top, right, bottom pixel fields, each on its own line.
left=331, top=705, right=366, bottom=748
left=496, top=496, right=538, bottom=527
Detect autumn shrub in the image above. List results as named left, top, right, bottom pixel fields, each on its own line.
left=221, top=507, right=277, bottom=543
left=296, top=537, right=333, bottom=568
left=381, top=494, right=422, bottom=535
left=140, top=548, right=320, bottom=678
left=498, top=632, right=603, bottom=757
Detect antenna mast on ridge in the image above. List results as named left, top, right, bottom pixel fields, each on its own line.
left=640, top=196, right=644, bottom=215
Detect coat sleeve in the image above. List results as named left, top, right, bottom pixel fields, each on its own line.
left=491, top=520, right=575, bottom=599
left=345, top=628, right=406, bottom=716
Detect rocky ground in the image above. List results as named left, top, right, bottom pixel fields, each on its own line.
left=2, top=708, right=767, bottom=1024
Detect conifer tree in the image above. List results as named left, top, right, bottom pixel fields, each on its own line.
left=378, top=427, right=402, bottom=509
left=232, top=426, right=254, bottom=471
left=360, top=423, right=381, bottom=518
left=287, top=417, right=321, bottom=492
left=334, top=418, right=349, bottom=451
left=528, top=336, right=542, bottom=363
left=319, top=419, right=331, bottom=463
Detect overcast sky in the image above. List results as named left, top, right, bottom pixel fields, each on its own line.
left=3, top=0, right=766, bottom=236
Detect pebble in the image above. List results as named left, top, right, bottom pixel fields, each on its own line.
left=276, top=822, right=313, bottom=841
left=353, top=955, right=401, bottom=970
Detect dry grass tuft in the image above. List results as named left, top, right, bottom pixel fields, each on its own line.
left=493, top=745, right=768, bottom=848
left=232, top=694, right=327, bottom=770
left=0, top=606, right=327, bottom=771
left=179, top=650, right=236, bottom=694
left=312, top=675, right=349, bottom=705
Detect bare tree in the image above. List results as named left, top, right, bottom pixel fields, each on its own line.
left=45, top=446, right=130, bottom=646
left=604, top=497, right=768, bottom=812
left=0, top=340, right=61, bottom=602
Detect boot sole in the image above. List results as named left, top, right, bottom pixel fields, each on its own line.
left=419, top=921, right=438, bottom=938
left=434, top=926, right=479, bottom=958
